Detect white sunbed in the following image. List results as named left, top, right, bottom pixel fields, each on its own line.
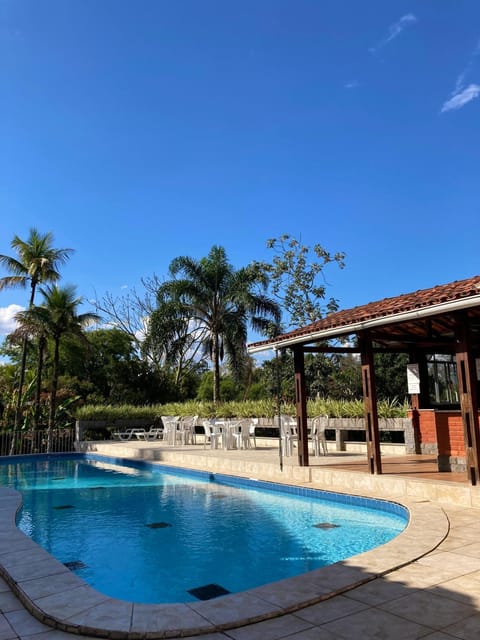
left=135, top=428, right=164, bottom=441
left=112, top=428, right=146, bottom=441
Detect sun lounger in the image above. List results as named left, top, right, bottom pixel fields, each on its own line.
left=112, top=428, right=146, bottom=441
left=135, top=428, right=164, bottom=441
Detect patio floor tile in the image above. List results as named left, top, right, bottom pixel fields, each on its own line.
left=321, top=607, right=433, bottom=639
left=443, top=612, right=480, bottom=639
left=293, top=595, right=368, bottom=625
left=343, top=577, right=418, bottom=606
left=226, top=613, right=313, bottom=640
left=0, top=614, right=17, bottom=640
left=378, top=591, right=477, bottom=630
left=3, top=610, right=51, bottom=638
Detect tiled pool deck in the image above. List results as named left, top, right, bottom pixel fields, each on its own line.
left=2, top=443, right=480, bottom=639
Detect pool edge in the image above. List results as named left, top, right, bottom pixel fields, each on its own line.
left=0, top=459, right=449, bottom=638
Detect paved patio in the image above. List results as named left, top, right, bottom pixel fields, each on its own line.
left=2, top=442, right=480, bottom=639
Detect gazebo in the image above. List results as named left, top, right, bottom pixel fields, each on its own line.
left=248, top=275, right=480, bottom=485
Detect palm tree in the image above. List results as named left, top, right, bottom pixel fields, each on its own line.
left=0, top=229, right=73, bottom=429
left=28, top=285, right=99, bottom=451
left=158, top=246, right=280, bottom=403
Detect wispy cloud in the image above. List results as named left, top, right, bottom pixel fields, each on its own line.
left=370, top=13, right=417, bottom=54
left=441, top=84, right=480, bottom=112
left=453, top=38, right=480, bottom=94
left=0, top=304, right=24, bottom=336
left=344, top=80, right=359, bottom=90
left=441, top=38, right=480, bottom=113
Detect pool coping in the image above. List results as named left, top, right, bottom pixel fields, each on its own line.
left=0, top=456, right=449, bottom=639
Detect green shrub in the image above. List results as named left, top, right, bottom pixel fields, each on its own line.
left=75, top=397, right=408, bottom=422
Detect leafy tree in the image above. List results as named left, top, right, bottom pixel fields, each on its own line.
left=158, top=246, right=280, bottom=403
left=58, top=327, right=191, bottom=405
left=196, top=371, right=239, bottom=402
left=304, top=353, right=337, bottom=398
left=258, top=351, right=296, bottom=403
left=93, top=275, right=163, bottom=366
left=95, top=275, right=209, bottom=396
left=332, top=354, right=363, bottom=399
left=77, top=328, right=138, bottom=400
left=0, top=363, right=17, bottom=426
left=26, top=285, right=99, bottom=450
left=0, top=229, right=73, bottom=427
left=251, top=234, right=348, bottom=406
left=374, top=352, right=408, bottom=401
left=143, top=289, right=208, bottom=389
left=255, top=233, right=345, bottom=328
left=81, top=328, right=179, bottom=404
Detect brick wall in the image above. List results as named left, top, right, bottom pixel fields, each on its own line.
left=408, top=410, right=471, bottom=455
left=408, top=409, right=437, bottom=455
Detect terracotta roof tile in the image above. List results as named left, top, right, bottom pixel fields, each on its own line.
left=248, top=275, right=480, bottom=350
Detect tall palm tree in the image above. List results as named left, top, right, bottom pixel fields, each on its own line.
left=28, top=285, right=99, bottom=451
left=0, top=229, right=73, bottom=429
left=158, top=246, right=280, bottom=403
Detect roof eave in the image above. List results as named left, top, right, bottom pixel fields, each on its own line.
left=247, top=294, right=480, bottom=354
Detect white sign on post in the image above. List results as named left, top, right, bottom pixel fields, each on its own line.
left=407, top=363, right=421, bottom=394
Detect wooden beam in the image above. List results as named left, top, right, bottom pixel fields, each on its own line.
left=359, top=332, right=382, bottom=474
left=454, top=314, right=480, bottom=486
left=293, top=346, right=309, bottom=467
left=300, top=342, right=454, bottom=354
left=302, top=346, right=360, bottom=353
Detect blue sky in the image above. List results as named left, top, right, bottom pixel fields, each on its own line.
left=1, top=0, right=480, bottom=339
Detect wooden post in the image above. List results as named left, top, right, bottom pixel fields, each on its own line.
left=454, top=314, right=480, bottom=486
left=359, top=332, right=382, bottom=474
left=293, top=346, right=309, bottom=467
left=408, top=349, right=424, bottom=454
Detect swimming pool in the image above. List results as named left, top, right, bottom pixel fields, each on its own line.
left=0, top=454, right=407, bottom=604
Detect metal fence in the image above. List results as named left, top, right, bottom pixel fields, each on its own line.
left=0, top=429, right=76, bottom=457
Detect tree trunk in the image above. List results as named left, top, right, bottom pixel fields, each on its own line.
left=13, top=282, right=36, bottom=430
left=212, top=333, right=220, bottom=404
left=10, top=283, right=37, bottom=455
left=33, top=336, right=46, bottom=430
left=47, top=337, right=59, bottom=453
left=12, top=335, right=28, bottom=431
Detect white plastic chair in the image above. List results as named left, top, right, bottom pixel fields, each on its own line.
left=162, top=416, right=181, bottom=445
left=180, top=415, right=198, bottom=444
left=229, top=419, right=252, bottom=449
left=280, top=415, right=298, bottom=456
left=202, top=420, right=223, bottom=449
left=249, top=418, right=258, bottom=448
left=310, top=415, right=328, bottom=456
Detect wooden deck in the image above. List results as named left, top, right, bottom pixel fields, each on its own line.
left=320, top=453, right=468, bottom=484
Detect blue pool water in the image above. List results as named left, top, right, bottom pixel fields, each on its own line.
left=0, top=454, right=407, bottom=604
